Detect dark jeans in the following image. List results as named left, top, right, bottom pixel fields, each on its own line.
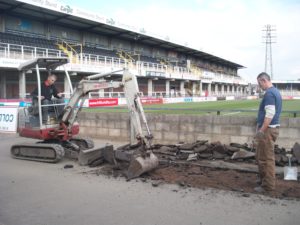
left=41, top=98, right=65, bottom=122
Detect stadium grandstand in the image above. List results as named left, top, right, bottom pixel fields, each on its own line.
left=0, top=0, right=251, bottom=101
left=272, top=80, right=300, bottom=99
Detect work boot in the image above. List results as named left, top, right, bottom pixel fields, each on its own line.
left=254, top=186, right=266, bottom=193
left=254, top=186, right=274, bottom=193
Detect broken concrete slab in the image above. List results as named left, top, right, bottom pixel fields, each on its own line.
left=281, top=155, right=289, bottom=164
left=195, top=140, right=209, bottom=145
left=179, top=143, right=197, bottom=150
left=231, top=149, right=255, bottom=160
left=213, top=151, right=226, bottom=159
left=198, top=153, right=213, bottom=159
left=153, top=150, right=177, bottom=156
left=224, top=145, right=240, bottom=153
left=194, top=145, right=209, bottom=153
left=180, top=150, right=195, bottom=154
left=230, top=143, right=250, bottom=151
left=159, top=145, right=178, bottom=152
left=211, top=144, right=228, bottom=154
left=275, top=155, right=285, bottom=167
left=210, top=141, right=222, bottom=146
left=187, top=153, right=198, bottom=161
left=176, top=153, right=189, bottom=160
left=292, top=142, right=300, bottom=162
left=178, top=140, right=208, bottom=150
left=122, top=140, right=300, bottom=172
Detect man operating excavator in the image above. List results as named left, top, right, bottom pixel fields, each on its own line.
left=31, top=74, right=64, bottom=123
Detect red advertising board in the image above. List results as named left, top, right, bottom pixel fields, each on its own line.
left=140, top=97, right=163, bottom=105
left=88, top=98, right=118, bottom=107
left=282, top=96, right=293, bottom=100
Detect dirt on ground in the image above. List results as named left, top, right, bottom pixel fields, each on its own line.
left=92, top=162, right=300, bottom=200
left=87, top=141, right=300, bottom=200
left=150, top=163, right=300, bottom=199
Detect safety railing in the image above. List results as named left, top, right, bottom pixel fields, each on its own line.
left=88, top=92, right=144, bottom=98
left=0, top=42, right=248, bottom=85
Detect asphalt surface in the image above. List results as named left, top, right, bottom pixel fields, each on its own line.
left=0, top=133, right=300, bottom=225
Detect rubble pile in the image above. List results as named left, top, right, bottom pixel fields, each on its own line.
left=146, top=140, right=300, bottom=167
left=92, top=141, right=300, bottom=199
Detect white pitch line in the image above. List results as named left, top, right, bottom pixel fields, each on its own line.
left=223, top=111, right=241, bottom=115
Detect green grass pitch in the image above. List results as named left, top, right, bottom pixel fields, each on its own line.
left=83, top=99, right=300, bottom=117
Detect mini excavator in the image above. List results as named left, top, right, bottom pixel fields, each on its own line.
left=11, top=57, right=158, bottom=179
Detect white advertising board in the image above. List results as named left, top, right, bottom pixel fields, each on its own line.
left=163, top=98, right=185, bottom=104
left=118, top=98, right=127, bottom=105
left=0, top=107, right=18, bottom=133
left=193, top=97, right=217, bottom=102
left=225, top=96, right=235, bottom=100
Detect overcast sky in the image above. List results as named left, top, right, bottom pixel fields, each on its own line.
left=61, top=0, right=300, bottom=82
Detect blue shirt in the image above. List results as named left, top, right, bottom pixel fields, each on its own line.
left=257, top=86, right=282, bottom=128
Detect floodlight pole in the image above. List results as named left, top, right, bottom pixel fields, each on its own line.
left=262, top=24, right=276, bottom=79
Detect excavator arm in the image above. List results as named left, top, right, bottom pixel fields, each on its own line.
left=60, top=69, right=158, bottom=178
left=122, top=70, right=153, bottom=148
left=61, top=79, right=121, bottom=126
left=60, top=69, right=153, bottom=150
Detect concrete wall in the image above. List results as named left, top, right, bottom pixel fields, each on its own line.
left=78, top=112, right=300, bottom=149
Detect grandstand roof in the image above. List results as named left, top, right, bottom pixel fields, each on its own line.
left=272, top=80, right=300, bottom=84
left=2, top=0, right=244, bottom=69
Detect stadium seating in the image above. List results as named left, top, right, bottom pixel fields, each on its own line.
left=140, top=55, right=160, bottom=64
left=0, top=31, right=189, bottom=70
left=82, top=46, right=117, bottom=57
left=0, top=32, right=58, bottom=49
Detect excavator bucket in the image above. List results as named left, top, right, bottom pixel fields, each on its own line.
left=127, top=152, right=159, bottom=179
left=103, top=145, right=159, bottom=179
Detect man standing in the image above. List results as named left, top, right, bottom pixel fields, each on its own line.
left=255, top=72, right=282, bottom=192
left=31, top=74, right=64, bottom=123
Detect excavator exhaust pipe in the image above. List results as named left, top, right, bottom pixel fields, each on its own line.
left=127, top=152, right=159, bottom=180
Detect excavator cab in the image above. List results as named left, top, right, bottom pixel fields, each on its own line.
left=11, top=57, right=90, bottom=162
left=17, top=57, right=75, bottom=138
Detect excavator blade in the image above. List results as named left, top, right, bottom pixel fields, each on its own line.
left=126, top=152, right=159, bottom=180
left=78, top=144, right=113, bottom=166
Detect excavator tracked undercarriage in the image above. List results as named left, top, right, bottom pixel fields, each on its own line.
left=11, top=143, right=65, bottom=163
